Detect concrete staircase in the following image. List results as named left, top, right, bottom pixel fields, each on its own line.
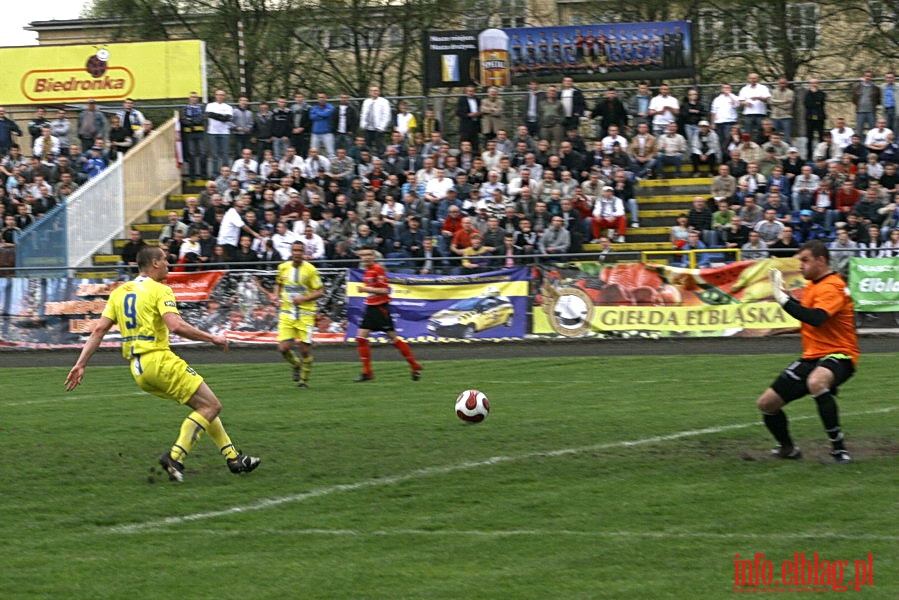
left=582, top=164, right=713, bottom=257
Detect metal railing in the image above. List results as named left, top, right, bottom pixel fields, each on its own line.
left=4, top=249, right=643, bottom=278
left=2, top=245, right=886, bottom=279
left=643, top=247, right=743, bottom=269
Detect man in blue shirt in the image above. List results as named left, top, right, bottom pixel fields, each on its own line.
left=308, top=93, right=336, bottom=158
left=882, top=72, right=897, bottom=131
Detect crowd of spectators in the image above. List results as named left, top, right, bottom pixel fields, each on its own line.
left=0, top=98, right=155, bottom=260
left=644, top=70, right=899, bottom=272
left=159, top=74, right=899, bottom=275
left=7, top=71, right=899, bottom=274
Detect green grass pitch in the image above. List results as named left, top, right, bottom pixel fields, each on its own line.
left=1, top=353, right=896, bottom=599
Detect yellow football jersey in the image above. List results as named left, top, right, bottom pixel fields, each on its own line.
left=101, top=275, right=180, bottom=359
left=276, top=260, right=322, bottom=319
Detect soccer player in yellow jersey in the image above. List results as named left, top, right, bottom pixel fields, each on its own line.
left=65, top=246, right=260, bottom=482
left=274, top=240, right=324, bottom=388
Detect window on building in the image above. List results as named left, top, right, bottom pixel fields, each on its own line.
left=697, top=3, right=818, bottom=54
left=465, top=0, right=527, bottom=29
left=785, top=3, right=818, bottom=51
left=499, top=0, right=527, bottom=28
left=464, top=2, right=491, bottom=30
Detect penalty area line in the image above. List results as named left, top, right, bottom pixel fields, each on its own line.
left=140, top=528, right=899, bottom=542
left=107, top=406, right=897, bottom=535
left=4, top=391, right=148, bottom=407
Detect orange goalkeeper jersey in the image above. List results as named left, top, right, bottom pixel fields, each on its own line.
left=800, top=272, right=859, bottom=364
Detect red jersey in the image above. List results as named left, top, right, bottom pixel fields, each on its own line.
left=834, top=188, right=861, bottom=212
left=801, top=272, right=859, bottom=364
left=363, top=263, right=391, bottom=306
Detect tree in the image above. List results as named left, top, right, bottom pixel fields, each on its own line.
left=84, top=0, right=472, bottom=100
left=696, top=1, right=857, bottom=82
left=843, top=0, right=899, bottom=66
left=85, top=0, right=295, bottom=98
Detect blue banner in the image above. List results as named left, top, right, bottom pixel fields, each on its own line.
left=345, top=267, right=530, bottom=341
left=424, top=21, right=694, bottom=89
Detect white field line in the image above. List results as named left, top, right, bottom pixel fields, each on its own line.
left=138, top=529, right=899, bottom=542
left=477, top=378, right=714, bottom=385
left=108, top=405, right=897, bottom=535
left=4, top=391, right=148, bottom=407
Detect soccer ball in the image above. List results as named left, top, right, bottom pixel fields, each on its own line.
left=455, top=389, right=490, bottom=423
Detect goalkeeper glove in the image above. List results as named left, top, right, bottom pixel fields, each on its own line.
left=769, top=268, right=790, bottom=306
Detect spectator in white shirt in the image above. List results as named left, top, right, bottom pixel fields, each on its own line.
left=230, top=148, right=259, bottom=184
left=657, top=122, right=687, bottom=178
left=600, top=125, right=628, bottom=155
left=864, top=118, right=893, bottom=154
left=648, top=84, right=680, bottom=136
left=271, top=220, right=297, bottom=259
left=359, top=86, right=392, bottom=155
left=830, top=117, right=855, bottom=149
left=32, top=126, right=60, bottom=165
left=479, top=170, right=506, bottom=200
left=738, top=73, right=771, bottom=137
left=300, top=227, right=326, bottom=260
left=278, top=146, right=305, bottom=174
left=481, top=139, right=504, bottom=171
left=424, top=168, right=454, bottom=202
left=302, top=147, right=331, bottom=179
left=205, top=89, right=233, bottom=175
left=710, top=83, right=741, bottom=153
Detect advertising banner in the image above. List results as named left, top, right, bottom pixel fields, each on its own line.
left=0, top=40, right=205, bottom=105
left=0, top=269, right=347, bottom=349
left=165, top=271, right=226, bottom=302
left=533, top=259, right=802, bottom=338
left=345, top=267, right=530, bottom=341
left=849, top=257, right=899, bottom=312
left=424, top=21, right=694, bottom=89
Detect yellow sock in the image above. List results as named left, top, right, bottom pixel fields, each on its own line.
left=170, top=411, right=210, bottom=463
left=206, top=417, right=239, bottom=460
left=281, top=349, right=301, bottom=367
left=301, top=356, right=313, bottom=382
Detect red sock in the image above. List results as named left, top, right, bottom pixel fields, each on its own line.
left=357, top=337, right=372, bottom=374
left=393, top=339, right=419, bottom=369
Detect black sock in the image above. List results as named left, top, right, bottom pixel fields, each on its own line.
left=814, top=390, right=845, bottom=451
left=763, top=410, right=793, bottom=448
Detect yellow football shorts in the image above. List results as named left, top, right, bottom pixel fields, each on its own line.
left=131, top=350, right=204, bottom=404
left=278, top=313, right=315, bottom=344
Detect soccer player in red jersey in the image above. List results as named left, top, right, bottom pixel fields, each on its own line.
left=760, top=240, right=859, bottom=463
left=354, top=246, right=422, bottom=382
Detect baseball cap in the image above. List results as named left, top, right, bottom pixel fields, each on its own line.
left=788, top=147, right=799, bottom=153
left=602, top=185, right=614, bottom=191
left=800, top=209, right=813, bottom=217
left=741, top=133, right=751, bottom=141
left=698, top=120, right=710, bottom=126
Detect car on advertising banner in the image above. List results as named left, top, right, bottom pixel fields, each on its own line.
left=427, top=288, right=514, bottom=339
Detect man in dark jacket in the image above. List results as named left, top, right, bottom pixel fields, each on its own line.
left=456, top=86, right=481, bottom=152
left=590, top=87, right=628, bottom=139
left=330, top=93, right=358, bottom=151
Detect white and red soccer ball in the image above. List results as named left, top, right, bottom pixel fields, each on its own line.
left=455, top=389, right=490, bottom=423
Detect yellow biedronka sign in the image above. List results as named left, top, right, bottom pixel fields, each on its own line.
left=3, top=40, right=205, bottom=105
